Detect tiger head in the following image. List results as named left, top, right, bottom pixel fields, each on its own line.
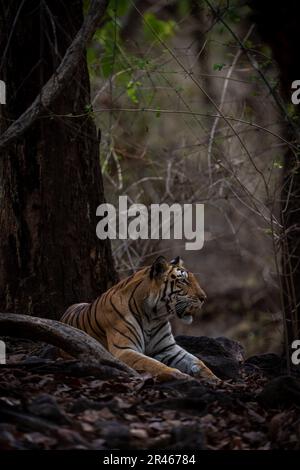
left=146, top=255, right=207, bottom=324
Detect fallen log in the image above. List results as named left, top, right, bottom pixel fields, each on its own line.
left=0, top=313, right=137, bottom=376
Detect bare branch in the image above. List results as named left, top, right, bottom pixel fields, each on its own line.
left=207, top=25, right=255, bottom=184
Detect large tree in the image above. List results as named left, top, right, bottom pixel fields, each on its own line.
left=250, top=1, right=300, bottom=345
left=0, top=0, right=117, bottom=319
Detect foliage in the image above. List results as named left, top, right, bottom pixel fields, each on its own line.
left=84, top=0, right=292, bottom=355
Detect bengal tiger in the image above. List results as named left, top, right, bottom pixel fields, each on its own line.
left=61, top=256, right=220, bottom=383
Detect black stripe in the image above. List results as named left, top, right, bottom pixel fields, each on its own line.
left=61, top=311, right=69, bottom=323
left=110, top=296, right=142, bottom=345
left=128, top=280, right=146, bottom=338
left=166, top=349, right=185, bottom=367
left=92, top=297, right=106, bottom=336
left=84, top=304, right=91, bottom=333
left=112, top=326, right=139, bottom=349
left=133, top=296, right=142, bottom=316
left=110, top=295, right=143, bottom=349
left=82, top=306, right=90, bottom=333
left=112, top=343, right=132, bottom=350
left=150, top=321, right=168, bottom=337
left=65, top=308, right=75, bottom=324
left=101, top=290, right=110, bottom=305
left=74, top=310, right=80, bottom=329
left=128, top=279, right=143, bottom=313
left=128, top=280, right=143, bottom=299
left=112, top=314, right=143, bottom=350
left=68, top=308, right=78, bottom=325
left=127, top=324, right=143, bottom=349
left=152, top=331, right=171, bottom=351
left=154, top=342, right=176, bottom=356
left=173, top=351, right=188, bottom=367
left=127, top=301, right=144, bottom=342
left=134, top=296, right=150, bottom=323
left=78, top=307, right=85, bottom=330
left=128, top=326, right=143, bottom=349
left=85, top=304, right=93, bottom=331
left=86, top=304, right=101, bottom=338
left=122, top=274, right=133, bottom=287
left=160, top=280, right=168, bottom=301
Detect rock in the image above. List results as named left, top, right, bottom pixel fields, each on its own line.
left=69, top=397, right=104, bottom=414
left=0, top=423, right=21, bottom=450
left=258, top=375, right=300, bottom=408
left=175, top=335, right=243, bottom=379
left=0, top=399, right=58, bottom=433
left=216, top=337, right=245, bottom=362
left=100, top=421, right=130, bottom=448
left=243, top=431, right=265, bottom=444
left=28, top=394, right=69, bottom=424
left=147, top=381, right=237, bottom=413
left=169, top=423, right=204, bottom=449
left=245, top=353, right=283, bottom=376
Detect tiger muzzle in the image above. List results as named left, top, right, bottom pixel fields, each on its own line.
left=175, top=298, right=205, bottom=325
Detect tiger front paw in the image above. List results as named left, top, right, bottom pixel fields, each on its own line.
left=191, top=362, right=221, bottom=385
left=157, top=367, right=193, bottom=382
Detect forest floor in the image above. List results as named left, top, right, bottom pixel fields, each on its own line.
left=0, top=338, right=300, bottom=450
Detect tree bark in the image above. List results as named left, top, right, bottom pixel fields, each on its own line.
left=250, top=1, right=300, bottom=342
left=0, top=0, right=117, bottom=318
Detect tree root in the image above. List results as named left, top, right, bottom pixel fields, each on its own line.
left=0, top=313, right=137, bottom=376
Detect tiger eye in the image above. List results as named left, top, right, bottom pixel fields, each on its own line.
left=171, top=274, right=176, bottom=279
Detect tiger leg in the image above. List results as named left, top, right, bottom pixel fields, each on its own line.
left=154, top=343, right=220, bottom=383
left=149, top=325, right=220, bottom=383
left=106, top=331, right=191, bottom=381
left=116, top=349, right=192, bottom=381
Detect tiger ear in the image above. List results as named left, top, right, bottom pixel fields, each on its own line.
left=150, top=256, right=168, bottom=279
left=170, top=256, right=184, bottom=267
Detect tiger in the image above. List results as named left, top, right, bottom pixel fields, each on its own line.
left=61, top=256, right=220, bottom=383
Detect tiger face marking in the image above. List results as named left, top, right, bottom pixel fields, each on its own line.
left=146, top=256, right=207, bottom=325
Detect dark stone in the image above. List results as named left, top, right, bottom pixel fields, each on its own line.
left=245, top=353, right=283, bottom=376
left=258, top=375, right=300, bottom=408
left=100, top=422, right=130, bottom=449
left=145, top=379, right=253, bottom=415
left=69, top=397, right=105, bottom=414
left=28, top=394, right=69, bottom=424
left=169, top=423, right=205, bottom=449
left=175, top=335, right=243, bottom=380
left=216, top=336, right=245, bottom=362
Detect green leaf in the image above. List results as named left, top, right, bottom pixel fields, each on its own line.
left=126, top=80, right=142, bottom=104
left=143, top=12, right=176, bottom=42
left=273, top=160, right=283, bottom=169
left=84, top=104, right=93, bottom=114
left=213, top=63, right=226, bottom=71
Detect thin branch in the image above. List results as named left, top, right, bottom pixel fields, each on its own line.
left=130, top=0, right=268, bottom=193
left=207, top=24, right=255, bottom=184
left=89, top=107, right=296, bottom=150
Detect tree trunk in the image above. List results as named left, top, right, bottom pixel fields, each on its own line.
left=250, top=1, right=300, bottom=343
left=0, top=0, right=117, bottom=319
